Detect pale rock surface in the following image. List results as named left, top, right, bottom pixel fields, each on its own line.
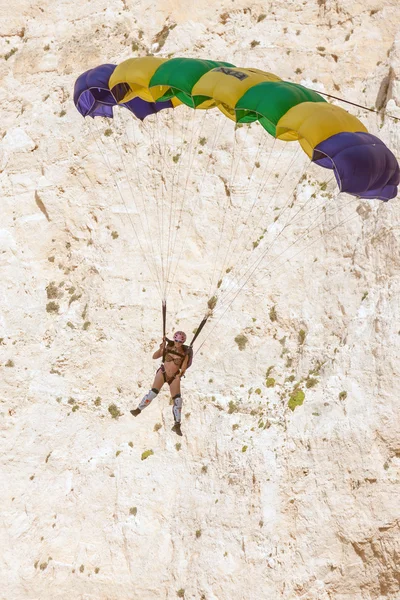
left=1, top=1, right=400, bottom=599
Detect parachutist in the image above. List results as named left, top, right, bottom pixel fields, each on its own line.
left=131, top=331, right=192, bottom=430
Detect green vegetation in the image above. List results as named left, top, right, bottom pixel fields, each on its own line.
left=195, top=529, right=201, bottom=538
left=339, top=391, right=347, bottom=401
left=104, top=128, right=112, bottom=137
left=108, top=404, right=122, bottom=419
left=242, top=445, right=248, bottom=452
left=175, top=443, right=181, bottom=451
left=228, top=400, right=238, bottom=413
left=298, top=329, right=306, bottom=344
left=269, top=305, right=277, bottom=322
left=46, top=282, right=59, bottom=299
left=4, top=48, right=17, bottom=60
left=288, top=389, right=305, bottom=411
left=266, top=377, right=275, bottom=388
left=234, top=334, right=248, bottom=351
left=154, top=423, right=162, bottom=432
left=305, top=377, right=318, bottom=389
left=208, top=295, right=217, bottom=310
left=141, top=449, right=154, bottom=460
left=129, top=507, right=137, bottom=516
left=94, top=397, right=101, bottom=407
left=46, top=301, right=59, bottom=314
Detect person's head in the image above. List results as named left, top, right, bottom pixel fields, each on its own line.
left=173, top=331, right=187, bottom=345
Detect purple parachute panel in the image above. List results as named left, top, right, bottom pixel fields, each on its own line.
left=73, top=64, right=173, bottom=120
left=313, top=131, right=399, bottom=201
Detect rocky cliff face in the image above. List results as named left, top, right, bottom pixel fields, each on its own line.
left=1, top=1, right=400, bottom=599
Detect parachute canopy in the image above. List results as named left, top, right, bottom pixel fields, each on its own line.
left=74, top=56, right=399, bottom=201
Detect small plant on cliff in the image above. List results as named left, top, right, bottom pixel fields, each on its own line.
left=108, top=404, right=122, bottom=419
left=141, top=449, right=154, bottom=460
left=234, top=334, right=248, bottom=351
left=46, top=301, right=59, bottom=314
left=288, top=388, right=305, bottom=411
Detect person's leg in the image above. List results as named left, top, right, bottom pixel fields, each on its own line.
left=169, top=378, right=183, bottom=434
left=131, top=369, right=164, bottom=416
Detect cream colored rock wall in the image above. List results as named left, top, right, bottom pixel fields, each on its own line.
left=1, top=1, right=400, bottom=599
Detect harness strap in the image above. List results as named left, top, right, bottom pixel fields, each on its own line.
left=162, top=300, right=167, bottom=363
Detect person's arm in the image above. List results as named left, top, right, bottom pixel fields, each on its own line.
left=153, top=338, right=166, bottom=360
left=179, top=354, right=189, bottom=377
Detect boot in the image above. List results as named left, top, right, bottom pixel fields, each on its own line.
left=172, top=422, right=183, bottom=436
left=130, top=408, right=141, bottom=417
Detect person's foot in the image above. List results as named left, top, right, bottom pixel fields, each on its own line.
left=172, top=422, right=183, bottom=436
left=130, top=408, right=141, bottom=417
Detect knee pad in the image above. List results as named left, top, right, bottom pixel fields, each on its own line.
left=173, top=394, right=182, bottom=406
left=139, top=388, right=158, bottom=409
left=172, top=394, right=182, bottom=423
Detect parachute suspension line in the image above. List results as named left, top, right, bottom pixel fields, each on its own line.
left=254, top=196, right=359, bottom=289
left=165, top=111, right=230, bottom=299
left=213, top=142, right=306, bottom=307
left=153, top=106, right=198, bottom=299
left=195, top=197, right=360, bottom=355
left=215, top=131, right=280, bottom=287
left=164, top=107, right=205, bottom=295
left=212, top=122, right=255, bottom=270
left=89, top=120, right=163, bottom=298
left=112, top=113, right=161, bottom=288
left=215, top=170, right=335, bottom=314
left=152, top=110, right=170, bottom=299
left=215, top=187, right=344, bottom=316
left=219, top=139, right=291, bottom=279
left=214, top=157, right=332, bottom=313
left=207, top=119, right=241, bottom=299
left=163, top=107, right=179, bottom=298
left=120, top=113, right=163, bottom=289
left=162, top=299, right=167, bottom=362
left=140, top=118, right=166, bottom=291
left=165, top=107, right=209, bottom=292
